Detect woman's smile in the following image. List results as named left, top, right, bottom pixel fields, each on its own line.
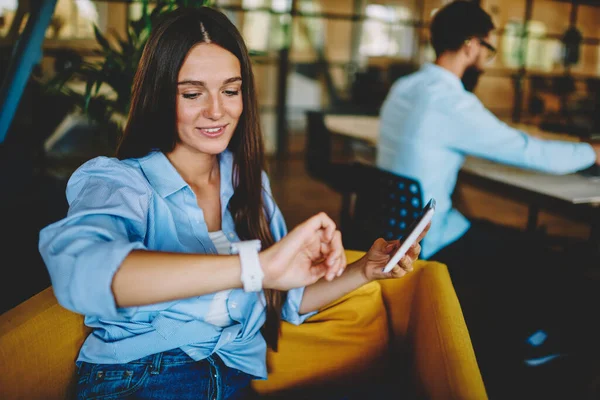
left=197, top=124, right=229, bottom=138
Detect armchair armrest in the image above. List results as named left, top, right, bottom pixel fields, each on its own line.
left=379, top=260, right=488, bottom=400
left=0, top=287, right=90, bottom=399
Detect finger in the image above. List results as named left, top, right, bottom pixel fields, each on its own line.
left=309, top=264, right=327, bottom=284
left=300, top=212, right=336, bottom=243
left=326, top=254, right=341, bottom=277
left=320, top=241, right=331, bottom=258
left=372, top=237, right=388, bottom=252
left=398, top=255, right=414, bottom=272
left=390, top=265, right=407, bottom=278
left=375, top=264, right=405, bottom=279
left=338, top=247, right=348, bottom=277
left=326, top=231, right=343, bottom=265
left=326, top=257, right=343, bottom=281
left=326, top=230, right=344, bottom=278
left=416, top=222, right=431, bottom=242
left=314, top=212, right=336, bottom=242
left=385, top=239, right=400, bottom=254
left=406, top=242, right=421, bottom=260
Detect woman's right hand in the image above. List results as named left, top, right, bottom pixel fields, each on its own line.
left=260, top=212, right=346, bottom=291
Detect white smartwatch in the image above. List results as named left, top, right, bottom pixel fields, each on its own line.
left=230, top=240, right=263, bottom=292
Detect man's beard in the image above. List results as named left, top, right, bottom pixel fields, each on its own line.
left=461, top=65, right=483, bottom=92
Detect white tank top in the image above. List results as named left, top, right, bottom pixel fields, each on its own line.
left=204, top=230, right=234, bottom=327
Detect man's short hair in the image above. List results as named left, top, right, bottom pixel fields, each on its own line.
left=430, top=1, right=495, bottom=57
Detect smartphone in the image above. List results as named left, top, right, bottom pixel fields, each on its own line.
left=382, top=198, right=436, bottom=273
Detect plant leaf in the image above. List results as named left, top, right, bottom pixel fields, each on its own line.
left=93, top=25, right=113, bottom=54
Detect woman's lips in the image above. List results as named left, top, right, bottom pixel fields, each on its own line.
left=198, top=124, right=227, bottom=138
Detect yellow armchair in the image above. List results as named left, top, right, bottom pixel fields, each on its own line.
left=252, top=251, right=487, bottom=399
left=0, top=251, right=486, bottom=399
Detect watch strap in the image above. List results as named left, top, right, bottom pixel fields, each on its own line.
left=231, top=240, right=263, bottom=292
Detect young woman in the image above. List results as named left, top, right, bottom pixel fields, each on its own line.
left=39, top=7, right=426, bottom=399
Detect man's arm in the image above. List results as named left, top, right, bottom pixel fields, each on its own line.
left=442, top=94, right=598, bottom=174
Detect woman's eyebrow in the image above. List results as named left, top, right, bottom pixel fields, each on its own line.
left=223, top=77, right=242, bottom=85
left=177, top=77, right=242, bottom=86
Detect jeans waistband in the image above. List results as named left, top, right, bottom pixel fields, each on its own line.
left=128, top=348, right=208, bottom=367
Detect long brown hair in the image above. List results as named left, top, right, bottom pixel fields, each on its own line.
left=116, top=6, right=286, bottom=350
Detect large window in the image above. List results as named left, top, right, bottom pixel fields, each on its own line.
left=241, top=0, right=323, bottom=52
left=241, top=0, right=275, bottom=51
left=359, top=4, right=414, bottom=58
left=501, top=19, right=559, bottom=71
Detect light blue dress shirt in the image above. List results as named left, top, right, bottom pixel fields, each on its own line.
left=38, top=150, right=314, bottom=379
left=377, top=63, right=597, bottom=259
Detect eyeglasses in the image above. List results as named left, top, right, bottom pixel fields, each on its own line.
left=478, top=38, right=497, bottom=61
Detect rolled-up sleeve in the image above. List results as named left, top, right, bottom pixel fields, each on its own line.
left=38, top=157, right=150, bottom=318
left=282, top=287, right=317, bottom=325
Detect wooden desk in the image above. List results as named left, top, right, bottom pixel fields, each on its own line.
left=325, top=115, right=380, bottom=146
left=324, top=114, right=600, bottom=242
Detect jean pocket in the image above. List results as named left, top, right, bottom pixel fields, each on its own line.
left=77, top=363, right=149, bottom=399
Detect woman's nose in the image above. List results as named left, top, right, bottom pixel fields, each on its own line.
left=203, top=94, right=224, bottom=120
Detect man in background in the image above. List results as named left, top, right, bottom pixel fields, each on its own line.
left=376, top=0, right=600, bottom=396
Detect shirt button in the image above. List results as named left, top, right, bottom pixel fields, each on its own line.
left=230, top=302, right=237, bottom=309
left=229, top=233, right=235, bottom=239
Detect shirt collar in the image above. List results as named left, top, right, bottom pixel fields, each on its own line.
left=137, top=149, right=235, bottom=200
left=422, top=62, right=464, bottom=91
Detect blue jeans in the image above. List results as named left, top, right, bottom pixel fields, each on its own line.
left=76, top=348, right=255, bottom=399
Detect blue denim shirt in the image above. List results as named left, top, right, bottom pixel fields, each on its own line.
left=38, top=150, right=314, bottom=379
left=377, top=63, right=597, bottom=258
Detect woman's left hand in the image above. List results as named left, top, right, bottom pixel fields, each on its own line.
left=360, top=223, right=429, bottom=281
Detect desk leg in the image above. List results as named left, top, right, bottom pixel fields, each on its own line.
left=526, top=204, right=539, bottom=232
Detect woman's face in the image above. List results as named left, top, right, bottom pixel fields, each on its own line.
left=175, top=43, right=243, bottom=156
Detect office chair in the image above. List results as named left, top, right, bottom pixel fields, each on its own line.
left=340, top=162, right=424, bottom=252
